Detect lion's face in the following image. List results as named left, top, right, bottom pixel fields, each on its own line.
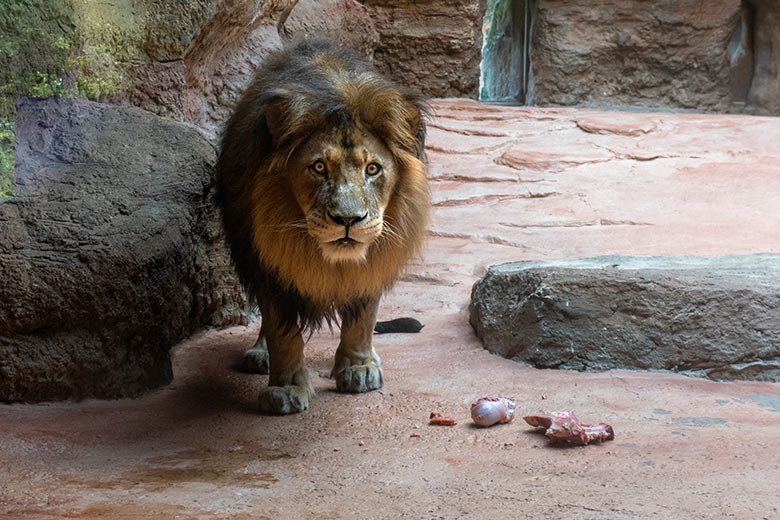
left=288, top=126, right=398, bottom=263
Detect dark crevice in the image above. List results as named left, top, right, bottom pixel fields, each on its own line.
left=479, top=0, right=536, bottom=105
left=728, top=1, right=755, bottom=105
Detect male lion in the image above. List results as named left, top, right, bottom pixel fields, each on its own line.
left=216, top=39, right=430, bottom=414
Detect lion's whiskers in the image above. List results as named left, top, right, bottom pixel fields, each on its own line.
left=254, top=219, right=309, bottom=232
left=378, top=221, right=404, bottom=246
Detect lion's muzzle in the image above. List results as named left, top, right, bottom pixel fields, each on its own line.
left=327, top=211, right=368, bottom=229
left=309, top=210, right=384, bottom=264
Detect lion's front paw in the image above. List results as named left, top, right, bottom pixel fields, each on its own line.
left=334, top=362, right=384, bottom=393
left=258, top=385, right=311, bottom=415
left=244, top=345, right=269, bottom=374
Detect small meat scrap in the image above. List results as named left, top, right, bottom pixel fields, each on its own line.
left=470, top=397, right=516, bottom=427
left=523, top=411, right=614, bottom=446
left=429, top=412, right=457, bottom=426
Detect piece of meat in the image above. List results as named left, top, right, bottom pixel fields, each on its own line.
left=470, top=397, right=516, bottom=427
left=429, top=412, right=457, bottom=426
left=523, top=411, right=614, bottom=445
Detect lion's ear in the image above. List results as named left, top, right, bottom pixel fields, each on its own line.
left=264, top=99, right=287, bottom=144
left=404, top=92, right=430, bottom=158
left=263, top=92, right=311, bottom=148
left=255, top=89, right=296, bottom=147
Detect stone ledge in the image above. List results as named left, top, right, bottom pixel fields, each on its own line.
left=469, top=255, right=780, bottom=381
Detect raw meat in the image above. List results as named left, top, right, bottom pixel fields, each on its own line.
left=470, top=397, right=516, bottom=427
left=429, top=412, right=457, bottom=426
left=523, top=411, right=614, bottom=445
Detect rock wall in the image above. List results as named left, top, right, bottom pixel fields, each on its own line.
left=120, top=0, right=484, bottom=135
left=0, top=1, right=483, bottom=141
left=122, top=0, right=296, bottom=136
left=0, top=98, right=248, bottom=402
left=6, top=0, right=780, bottom=144
left=745, top=0, right=780, bottom=115
left=362, top=0, right=486, bottom=98
left=530, top=0, right=780, bottom=115
left=282, top=0, right=380, bottom=61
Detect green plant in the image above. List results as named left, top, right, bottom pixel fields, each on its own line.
left=0, top=1, right=141, bottom=196
left=0, top=0, right=77, bottom=102
left=0, top=117, right=13, bottom=198
left=28, top=72, right=68, bottom=98
left=69, top=45, right=124, bottom=99
left=0, top=1, right=79, bottom=196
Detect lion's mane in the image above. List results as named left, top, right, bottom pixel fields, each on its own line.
left=217, top=39, right=430, bottom=331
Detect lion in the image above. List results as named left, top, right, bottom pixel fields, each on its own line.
left=216, top=39, right=430, bottom=414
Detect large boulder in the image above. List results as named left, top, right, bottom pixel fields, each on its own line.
left=470, top=255, right=780, bottom=382
left=0, top=97, right=248, bottom=402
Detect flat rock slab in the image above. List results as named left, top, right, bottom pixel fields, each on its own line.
left=470, top=255, right=780, bottom=381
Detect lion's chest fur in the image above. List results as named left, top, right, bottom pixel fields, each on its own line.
left=248, top=167, right=418, bottom=308
left=254, top=214, right=407, bottom=306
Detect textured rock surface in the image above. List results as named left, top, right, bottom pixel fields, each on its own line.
left=282, top=0, right=379, bottom=60
left=0, top=98, right=247, bottom=402
left=0, top=101, right=779, bottom=518
left=121, top=0, right=483, bottom=133
left=424, top=101, right=780, bottom=265
left=470, top=255, right=780, bottom=381
left=746, top=0, right=780, bottom=115
left=363, top=0, right=485, bottom=98
left=123, top=0, right=294, bottom=136
left=531, top=0, right=780, bottom=115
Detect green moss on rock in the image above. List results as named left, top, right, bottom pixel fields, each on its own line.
left=0, top=0, right=148, bottom=195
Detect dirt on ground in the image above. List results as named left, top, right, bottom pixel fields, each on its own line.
left=1, top=100, right=779, bottom=519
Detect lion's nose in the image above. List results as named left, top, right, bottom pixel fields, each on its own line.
left=327, top=211, right=367, bottom=228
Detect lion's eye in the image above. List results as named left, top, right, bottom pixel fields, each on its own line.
left=365, top=162, right=382, bottom=176
left=311, top=160, right=327, bottom=175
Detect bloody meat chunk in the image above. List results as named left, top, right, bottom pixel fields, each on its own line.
left=524, top=411, right=614, bottom=445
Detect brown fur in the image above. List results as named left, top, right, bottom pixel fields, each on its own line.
left=217, top=39, right=429, bottom=413
left=217, top=38, right=429, bottom=334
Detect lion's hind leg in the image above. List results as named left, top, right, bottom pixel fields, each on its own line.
left=243, top=332, right=270, bottom=374
left=332, top=295, right=384, bottom=393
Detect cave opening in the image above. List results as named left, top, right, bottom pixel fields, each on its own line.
left=479, top=0, right=536, bottom=105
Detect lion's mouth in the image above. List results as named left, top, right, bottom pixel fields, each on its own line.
left=332, top=237, right=359, bottom=247
left=318, top=232, right=371, bottom=263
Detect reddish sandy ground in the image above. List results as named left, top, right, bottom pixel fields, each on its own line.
left=2, top=100, right=780, bottom=519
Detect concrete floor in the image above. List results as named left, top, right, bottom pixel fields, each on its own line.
left=2, top=100, right=779, bottom=519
